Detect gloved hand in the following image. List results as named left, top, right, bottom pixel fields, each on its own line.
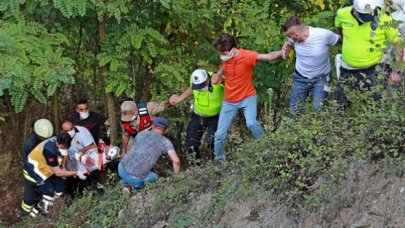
left=74, top=152, right=83, bottom=162
left=77, top=170, right=87, bottom=180
left=106, top=127, right=111, bottom=138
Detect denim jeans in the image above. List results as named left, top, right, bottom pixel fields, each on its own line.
left=289, top=71, right=329, bottom=114
left=214, top=95, right=263, bottom=162
left=118, top=163, right=158, bottom=190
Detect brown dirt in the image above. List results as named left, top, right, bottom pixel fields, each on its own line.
left=0, top=134, right=24, bottom=225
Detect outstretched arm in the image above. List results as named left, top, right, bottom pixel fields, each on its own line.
left=169, top=87, right=193, bottom=105
left=389, top=42, right=403, bottom=85
left=212, top=66, right=224, bottom=84
left=257, top=50, right=283, bottom=61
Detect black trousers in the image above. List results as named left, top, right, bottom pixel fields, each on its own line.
left=21, top=179, right=40, bottom=215
left=333, top=64, right=389, bottom=107
left=186, top=112, right=219, bottom=161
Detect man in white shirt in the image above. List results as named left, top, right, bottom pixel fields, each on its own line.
left=282, top=16, right=340, bottom=115
left=61, top=119, right=96, bottom=161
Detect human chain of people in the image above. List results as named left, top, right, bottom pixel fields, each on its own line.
left=20, top=0, right=404, bottom=219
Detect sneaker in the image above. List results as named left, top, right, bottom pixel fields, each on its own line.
left=122, top=186, right=132, bottom=197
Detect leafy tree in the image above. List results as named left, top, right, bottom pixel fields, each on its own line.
left=0, top=20, right=75, bottom=112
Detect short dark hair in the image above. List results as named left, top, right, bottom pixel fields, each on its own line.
left=282, top=16, right=304, bottom=32
left=75, top=98, right=88, bottom=106
left=212, top=34, right=237, bottom=52
left=56, top=132, right=72, bottom=148
left=60, top=119, right=73, bottom=130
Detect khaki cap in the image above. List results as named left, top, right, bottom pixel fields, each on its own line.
left=120, top=101, right=137, bottom=121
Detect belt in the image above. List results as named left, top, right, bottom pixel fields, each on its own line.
left=294, top=70, right=329, bottom=79
left=340, top=64, right=378, bottom=73
left=294, top=70, right=306, bottom=78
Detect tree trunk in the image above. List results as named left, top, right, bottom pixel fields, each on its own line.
left=98, top=19, right=118, bottom=145
left=141, top=63, right=154, bottom=101
left=52, top=92, right=60, bottom=131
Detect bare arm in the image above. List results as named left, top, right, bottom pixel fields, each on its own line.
left=167, top=149, right=180, bottom=173
left=212, top=65, right=224, bottom=84
left=257, top=50, right=283, bottom=61
left=389, top=42, right=403, bottom=85
left=51, top=166, right=78, bottom=177
left=281, top=42, right=293, bottom=59
left=169, top=87, right=193, bottom=105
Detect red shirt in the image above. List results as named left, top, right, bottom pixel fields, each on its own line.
left=222, top=49, right=258, bottom=102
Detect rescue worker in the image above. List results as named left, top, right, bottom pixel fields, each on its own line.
left=23, top=119, right=54, bottom=159
left=60, top=119, right=96, bottom=197
left=120, top=100, right=170, bottom=156
left=118, top=117, right=180, bottom=194
left=169, top=69, right=224, bottom=165
left=21, top=118, right=54, bottom=217
left=69, top=98, right=110, bottom=145
left=21, top=133, right=87, bottom=217
left=334, top=0, right=403, bottom=107
left=60, top=119, right=96, bottom=163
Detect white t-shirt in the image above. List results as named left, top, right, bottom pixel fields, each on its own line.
left=293, top=26, right=339, bottom=79
left=68, top=125, right=96, bottom=159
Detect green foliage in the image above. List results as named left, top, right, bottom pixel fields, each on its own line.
left=58, top=173, right=126, bottom=227
left=0, top=21, right=75, bottom=112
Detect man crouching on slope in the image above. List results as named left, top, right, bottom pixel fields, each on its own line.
left=118, top=117, right=180, bottom=194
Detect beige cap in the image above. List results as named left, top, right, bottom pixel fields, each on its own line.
left=120, top=101, right=137, bottom=121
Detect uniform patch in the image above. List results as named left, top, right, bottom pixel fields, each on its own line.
left=48, top=157, right=55, bottom=162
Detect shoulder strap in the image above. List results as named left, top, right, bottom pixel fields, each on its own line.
left=137, top=102, right=149, bottom=116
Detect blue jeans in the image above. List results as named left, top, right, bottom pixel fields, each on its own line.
left=289, top=71, right=329, bottom=114
left=118, top=163, right=158, bottom=190
left=214, top=95, right=263, bottom=162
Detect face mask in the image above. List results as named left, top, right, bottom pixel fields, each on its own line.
left=59, top=148, right=69, bottom=156
left=130, top=114, right=137, bottom=121
left=220, top=48, right=235, bottom=62
left=79, top=111, right=90, bottom=119
left=67, top=129, right=76, bottom=138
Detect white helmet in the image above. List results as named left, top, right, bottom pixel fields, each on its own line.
left=354, top=0, right=384, bottom=13
left=34, top=119, right=54, bottom=138
left=191, top=69, right=209, bottom=90
left=391, top=0, right=405, bottom=21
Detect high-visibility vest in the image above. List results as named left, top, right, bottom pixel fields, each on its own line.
left=191, top=72, right=224, bottom=117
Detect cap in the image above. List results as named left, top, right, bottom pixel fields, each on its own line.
left=153, top=117, right=170, bottom=129
left=191, top=69, right=209, bottom=90
left=120, top=101, right=137, bottom=122
left=353, top=0, right=383, bottom=22
left=34, top=119, right=54, bottom=138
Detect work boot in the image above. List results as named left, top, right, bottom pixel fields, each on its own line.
left=37, top=195, right=54, bottom=214
left=122, top=185, right=132, bottom=197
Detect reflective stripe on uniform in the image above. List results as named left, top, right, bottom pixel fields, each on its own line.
left=28, top=156, right=47, bottom=180
left=139, top=107, right=147, bottom=115
left=29, top=207, right=39, bottom=217
left=21, top=201, right=33, bottom=212
left=23, top=170, right=37, bottom=183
